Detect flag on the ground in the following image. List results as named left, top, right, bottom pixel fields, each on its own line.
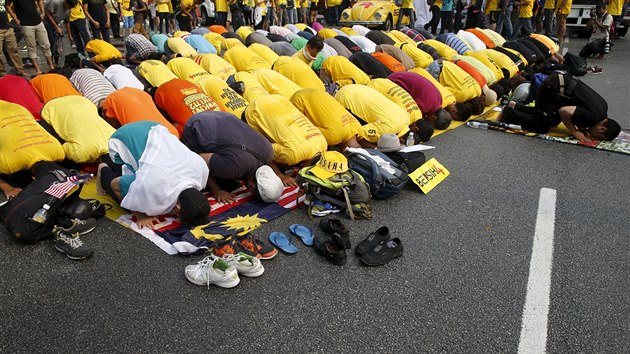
left=44, top=173, right=93, bottom=198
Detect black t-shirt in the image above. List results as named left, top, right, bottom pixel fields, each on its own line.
left=87, top=0, right=107, bottom=22
left=518, top=38, right=545, bottom=64
left=335, top=35, right=362, bottom=53
left=266, top=33, right=289, bottom=43
left=503, top=40, right=537, bottom=65
left=492, top=47, right=526, bottom=71
left=8, top=0, right=41, bottom=26
left=523, top=36, right=552, bottom=60
left=0, top=7, right=10, bottom=29
left=417, top=43, right=442, bottom=61
left=365, top=30, right=395, bottom=46
left=349, top=51, right=392, bottom=79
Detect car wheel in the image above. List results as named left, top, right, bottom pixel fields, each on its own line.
left=382, top=16, right=393, bottom=31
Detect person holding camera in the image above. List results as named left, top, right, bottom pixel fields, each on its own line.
left=579, top=3, right=613, bottom=59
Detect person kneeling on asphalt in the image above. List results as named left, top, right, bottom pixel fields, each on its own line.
left=499, top=73, right=621, bottom=142
left=181, top=111, right=295, bottom=204
left=100, top=121, right=210, bottom=229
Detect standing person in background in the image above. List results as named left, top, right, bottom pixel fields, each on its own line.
left=242, top=0, right=254, bottom=26
left=485, top=0, right=501, bottom=30
left=0, top=0, right=26, bottom=76
left=496, top=0, right=513, bottom=39
left=424, top=0, right=442, bottom=35
left=119, top=0, right=134, bottom=36
left=254, top=0, right=266, bottom=29
left=286, top=0, right=296, bottom=24
left=299, top=0, right=307, bottom=24
left=555, top=0, right=571, bottom=43
left=106, top=0, right=121, bottom=38
left=44, top=0, right=70, bottom=66
left=512, top=0, right=533, bottom=38
left=396, top=0, right=415, bottom=29
left=84, top=0, right=111, bottom=41
left=66, top=0, right=91, bottom=56
left=156, top=0, right=171, bottom=33
left=6, top=0, right=56, bottom=75
left=215, top=0, right=228, bottom=27
left=229, top=0, right=244, bottom=30
left=440, top=0, right=454, bottom=33
left=542, top=0, right=554, bottom=36
left=309, top=0, right=317, bottom=24
left=453, top=0, right=465, bottom=31
left=131, top=0, right=148, bottom=37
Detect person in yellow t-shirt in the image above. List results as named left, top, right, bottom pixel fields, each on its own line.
left=193, top=54, right=237, bottom=80
left=290, top=89, right=362, bottom=148
left=156, top=0, right=173, bottom=34
left=396, top=42, right=433, bottom=68
left=164, top=36, right=197, bottom=58
left=423, top=39, right=459, bottom=60
left=484, top=0, right=501, bottom=31
left=231, top=71, right=270, bottom=102
left=215, top=0, right=228, bottom=27
left=512, top=0, right=533, bottom=39
left=138, top=59, right=178, bottom=87
left=396, top=0, right=416, bottom=29
left=67, top=0, right=92, bottom=56
left=177, top=0, right=203, bottom=32
left=253, top=68, right=302, bottom=99
left=334, top=84, right=412, bottom=147
left=223, top=45, right=271, bottom=72
left=196, top=76, right=249, bottom=118
left=439, top=61, right=482, bottom=103
left=272, top=56, right=325, bottom=91
left=167, top=57, right=212, bottom=84
left=367, top=78, right=422, bottom=125
left=555, top=0, right=573, bottom=43
left=119, top=0, right=134, bottom=36
left=85, top=39, right=124, bottom=66
left=249, top=43, right=280, bottom=65
left=244, top=94, right=327, bottom=166
left=320, top=56, right=370, bottom=87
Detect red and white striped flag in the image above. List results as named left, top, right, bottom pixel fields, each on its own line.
left=44, top=174, right=92, bottom=199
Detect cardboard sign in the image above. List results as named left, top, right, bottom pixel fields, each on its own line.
left=408, top=158, right=450, bottom=194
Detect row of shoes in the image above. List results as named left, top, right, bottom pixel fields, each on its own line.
left=314, top=220, right=403, bottom=267
left=52, top=218, right=98, bottom=260
left=212, top=233, right=278, bottom=260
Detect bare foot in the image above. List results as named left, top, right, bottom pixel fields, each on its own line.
left=95, top=163, right=108, bottom=196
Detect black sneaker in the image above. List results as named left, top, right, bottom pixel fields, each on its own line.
left=313, top=234, right=347, bottom=266
left=53, top=218, right=97, bottom=236
left=54, top=231, right=93, bottom=260
left=319, top=218, right=350, bottom=249
left=359, top=238, right=403, bottom=266
left=355, top=226, right=391, bottom=256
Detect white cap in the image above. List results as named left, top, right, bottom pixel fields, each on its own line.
left=255, top=165, right=284, bottom=203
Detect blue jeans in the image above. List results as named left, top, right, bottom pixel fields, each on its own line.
left=496, top=5, right=513, bottom=39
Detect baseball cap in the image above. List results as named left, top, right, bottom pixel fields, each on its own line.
left=255, top=165, right=284, bottom=203
left=309, top=151, right=348, bottom=179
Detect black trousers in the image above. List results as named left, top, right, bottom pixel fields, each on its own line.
left=500, top=103, right=556, bottom=134
left=424, top=5, right=440, bottom=34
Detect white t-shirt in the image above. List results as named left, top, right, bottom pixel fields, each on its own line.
left=104, top=64, right=145, bottom=90
left=320, top=43, right=338, bottom=59
left=350, top=35, right=377, bottom=53
left=352, top=25, right=370, bottom=36
left=590, top=13, right=613, bottom=41
left=457, top=30, right=486, bottom=51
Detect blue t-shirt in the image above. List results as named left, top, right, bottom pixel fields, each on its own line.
left=150, top=33, right=168, bottom=54
left=110, top=121, right=158, bottom=196
left=441, top=0, right=454, bottom=12
left=185, top=34, right=217, bottom=54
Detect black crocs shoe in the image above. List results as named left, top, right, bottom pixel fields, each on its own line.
left=355, top=226, right=390, bottom=256
left=313, top=234, right=347, bottom=266
left=319, top=218, right=350, bottom=249
left=359, top=238, right=403, bottom=266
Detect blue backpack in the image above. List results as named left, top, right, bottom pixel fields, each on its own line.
left=346, top=149, right=409, bottom=200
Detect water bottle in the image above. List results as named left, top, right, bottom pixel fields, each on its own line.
left=467, top=121, right=489, bottom=129
left=31, top=204, right=50, bottom=224
left=405, top=132, right=415, bottom=147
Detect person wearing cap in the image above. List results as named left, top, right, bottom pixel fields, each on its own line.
left=499, top=73, right=621, bottom=142
left=100, top=121, right=210, bottom=229
left=181, top=111, right=294, bottom=204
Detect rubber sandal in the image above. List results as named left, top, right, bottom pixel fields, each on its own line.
left=289, top=224, right=314, bottom=246
left=268, top=232, right=299, bottom=254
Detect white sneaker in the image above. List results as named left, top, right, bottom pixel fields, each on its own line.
left=222, top=252, right=264, bottom=278
left=184, top=256, right=240, bottom=289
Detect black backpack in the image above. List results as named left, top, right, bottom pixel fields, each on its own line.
left=346, top=149, right=409, bottom=200
left=2, top=169, right=85, bottom=244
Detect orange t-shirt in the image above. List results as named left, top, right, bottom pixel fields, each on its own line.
left=453, top=59, right=487, bottom=88
left=371, top=52, right=406, bottom=73
left=30, top=73, right=81, bottom=103
left=101, top=87, right=179, bottom=137
left=466, top=28, right=496, bottom=49
left=153, top=79, right=222, bottom=134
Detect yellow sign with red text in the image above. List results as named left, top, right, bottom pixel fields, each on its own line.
left=408, top=158, right=450, bottom=194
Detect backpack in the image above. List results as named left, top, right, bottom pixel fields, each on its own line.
left=346, top=149, right=409, bottom=200
left=296, top=167, right=373, bottom=220
left=2, top=168, right=85, bottom=244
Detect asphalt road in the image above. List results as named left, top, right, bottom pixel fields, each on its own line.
left=1, top=35, right=629, bottom=353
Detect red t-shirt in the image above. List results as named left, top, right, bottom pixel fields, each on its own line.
left=0, top=75, right=44, bottom=120
left=453, top=59, right=487, bottom=88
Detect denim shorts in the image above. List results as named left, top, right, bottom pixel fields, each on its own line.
left=123, top=16, right=135, bottom=29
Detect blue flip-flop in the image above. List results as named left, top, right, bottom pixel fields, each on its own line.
left=269, top=232, right=299, bottom=254
left=289, top=224, right=314, bottom=246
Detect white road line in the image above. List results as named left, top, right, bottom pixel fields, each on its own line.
left=518, top=188, right=557, bottom=354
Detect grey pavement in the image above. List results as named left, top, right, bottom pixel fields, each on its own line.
left=1, top=36, right=629, bottom=353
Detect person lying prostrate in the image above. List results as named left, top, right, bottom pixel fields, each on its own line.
left=70, top=68, right=116, bottom=108
left=154, top=79, right=221, bottom=133
left=244, top=94, right=327, bottom=167
left=137, top=59, right=178, bottom=87
left=164, top=37, right=198, bottom=58
left=349, top=35, right=376, bottom=53
left=465, top=51, right=504, bottom=81
left=204, top=32, right=226, bottom=54
left=388, top=71, right=442, bottom=121
left=268, top=41, right=297, bottom=56
left=181, top=33, right=217, bottom=54
left=249, top=43, right=280, bottom=66
left=85, top=39, right=124, bottom=67
left=101, top=87, right=180, bottom=137
left=320, top=56, right=370, bottom=87
left=439, top=61, right=482, bottom=104
left=324, top=38, right=353, bottom=58
left=103, top=64, right=145, bottom=90
left=272, top=56, right=325, bottom=91
left=457, top=30, right=486, bottom=51
left=253, top=68, right=303, bottom=99
left=223, top=45, right=271, bottom=72
left=30, top=73, right=81, bottom=104
left=371, top=51, right=406, bottom=73
left=423, top=39, right=459, bottom=60
left=181, top=111, right=295, bottom=204
left=452, top=58, right=487, bottom=88
left=365, top=30, right=395, bottom=45
left=367, top=78, right=423, bottom=125
left=479, top=49, right=519, bottom=79
left=245, top=31, right=273, bottom=46
left=292, top=36, right=324, bottom=67
left=229, top=72, right=271, bottom=102
left=193, top=54, right=237, bottom=80
left=334, top=36, right=363, bottom=54
left=348, top=52, right=393, bottom=79
left=0, top=76, right=44, bottom=120
left=455, top=55, right=498, bottom=85
left=0, top=100, right=65, bottom=175
left=395, top=42, right=433, bottom=69
left=150, top=33, right=169, bottom=54
left=465, top=28, right=496, bottom=48
left=101, top=121, right=210, bottom=229
left=375, top=44, right=415, bottom=70
left=125, top=33, right=159, bottom=65
left=436, top=33, right=472, bottom=55
left=334, top=84, right=413, bottom=147
left=386, top=30, right=416, bottom=45
left=290, top=89, right=362, bottom=148
left=167, top=57, right=212, bottom=84
left=499, top=73, right=621, bottom=142
left=195, top=76, right=249, bottom=118
left=40, top=96, right=115, bottom=163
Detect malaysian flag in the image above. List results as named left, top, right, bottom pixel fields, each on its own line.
left=44, top=173, right=93, bottom=199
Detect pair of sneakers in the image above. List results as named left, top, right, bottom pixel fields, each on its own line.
left=52, top=218, right=97, bottom=260
left=313, top=218, right=351, bottom=265
left=213, top=234, right=278, bottom=260
left=184, top=253, right=264, bottom=288
left=355, top=227, right=403, bottom=266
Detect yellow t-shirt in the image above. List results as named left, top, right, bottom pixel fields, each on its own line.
left=465, top=51, right=504, bottom=81
left=167, top=57, right=211, bottom=84
left=273, top=56, right=325, bottom=91
left=387, top=30, right=415, bottom=45
left=555, top=0, right=572, bottom=15
left=455, top=55, right=497, bottom=85
left=119, top=0, right=133, bottom=17
left=519, top=0, right=534, bottom=18
left=340, top=27, right=358, bottom=36
left=203, top=32, right=225, bottom=53
left=166, top=37, right=197, bottom=58
left=396, top=42, right=433, bottom=68
left=480, top=28, right=506, bottom=47
left=367, top=78, right=422, bottom=124
left=317, top=28, right=338, bottom=39
left=543, top=0, right=556, bottom=10
left=193, top=54, right=237, bottom=80
left=249, top=43, right=280, bottom=66
left=607, top=0, right=623, bottom=16
left=138, top=60, right=179, bottom=87
left=334, top=84, right=410, bottom=143
left=423, top=39, right=459, bottom=60
left=321, top=56, right=370, bottom=87
left=40, top=96, right=115, bottom=163
left=408, top=67, right=456, bottom=109
left=222, top=37, right=246, bottom=51
left=530, top=33, right=559, bottom=55
left=85, top=39, right=123, bottom=63
left=245, top=94, right=327, bottom=166
left=480, top=49, right=518, bottom=78
left=236, top=26, right=255, bottom=41
left=290, top=89, right=361, bottom=146
left=233, top=71, right=270, bottom=102
left=439, top=61, right=482, bottom=103
left=69, top=0, right=86, bottom=21
left=215, top=0, right=228, bottom=12
left=180, top=0, right=195, bottom=15
left=485, top=0, right=499, bottom=14
left=196, top=76, right=249, bottom=118
left=157, top=0, right=172, bottom=13
left=254, top=68, right=302, bottom=100
left=224, top=46, right=271, bottom=72
left=0, top=101, right=65, bottom=174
